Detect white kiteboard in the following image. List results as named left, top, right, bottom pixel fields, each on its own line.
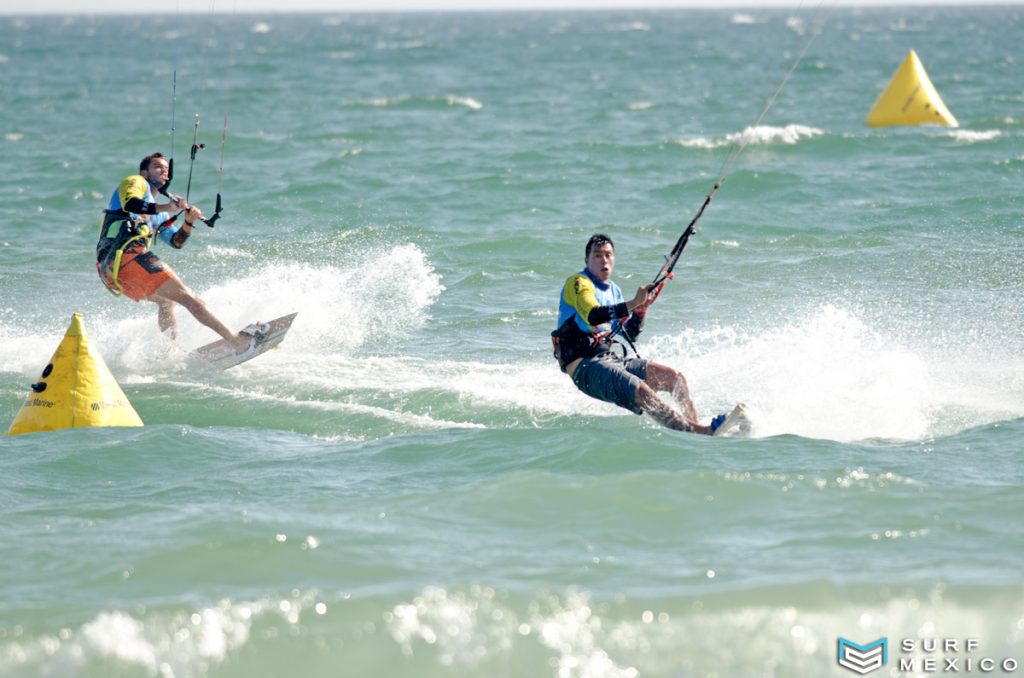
left=712, top=403, right=751, bottom=438
left=191, top=312, right=297, bottom=370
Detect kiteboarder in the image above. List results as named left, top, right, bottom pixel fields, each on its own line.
left=551, top=234, right=726, bottom=434
left=96, top=152, right=252, bottom=352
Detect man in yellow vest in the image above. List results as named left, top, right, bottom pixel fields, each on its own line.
left=96, top=153, right=252, bottom=352
left=551, top=234, right=726, bottom=434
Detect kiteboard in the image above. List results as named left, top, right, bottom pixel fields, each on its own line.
left=712, top=403, right=751, bottom=438
left=191, top=312, right=297, bottom=370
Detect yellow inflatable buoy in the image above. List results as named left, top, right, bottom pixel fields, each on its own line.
left=7, top=313, right=143, bottom=436
left=865, top=49, right=958, bottom=128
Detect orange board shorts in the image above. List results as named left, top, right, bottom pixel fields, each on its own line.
left=99, top=242, right=174, bottom=301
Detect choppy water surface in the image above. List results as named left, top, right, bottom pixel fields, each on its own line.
left=1, top=7, right=1022, bottom=677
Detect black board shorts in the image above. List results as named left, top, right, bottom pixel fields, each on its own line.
left=571, top=355, right=649, bottom=415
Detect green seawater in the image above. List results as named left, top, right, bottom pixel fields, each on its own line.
left=0, top=7, right=1022, bottom=677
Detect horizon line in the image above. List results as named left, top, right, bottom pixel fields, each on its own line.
left=3, top=1, right=1022, bottom=17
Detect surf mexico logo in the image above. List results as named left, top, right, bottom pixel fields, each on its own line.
left=836, top=636, right=1022, bottom=674
left=837, top=637, right=888, bottom=674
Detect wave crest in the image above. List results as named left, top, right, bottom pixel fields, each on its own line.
left=675, top=124, right=825, bottom=150
left=947, top=129, right=1001, bottom=144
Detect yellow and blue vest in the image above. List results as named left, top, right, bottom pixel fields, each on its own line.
left=552, top=269, right=640, bottom=371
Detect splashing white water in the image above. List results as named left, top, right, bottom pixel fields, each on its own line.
left=675, top=124, right=825, bottom=150
left=947, top=129, right=1001, bottom=144
left=645, top=305, right=951, bottom=442
left=0, top=242, right=443, bottom=380
left=731, top=14, right=760, bottom=25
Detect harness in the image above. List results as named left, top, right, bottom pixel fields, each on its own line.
left=550, top=317, right=629, bottom=372
left=95, top=210, right=160, bottom=296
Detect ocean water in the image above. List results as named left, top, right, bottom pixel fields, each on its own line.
left=1, top=6, right=1023, bottom=677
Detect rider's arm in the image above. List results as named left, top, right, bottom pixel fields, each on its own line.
left=119, top=175, right=184, bottom=215
left=168, top=205, right=203, bottom=248
left=169, top=222, right=192, bottom=249
left=117, top=176, right=158, bottom=215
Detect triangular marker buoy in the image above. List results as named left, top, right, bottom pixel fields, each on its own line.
left=7, top=313, right=143, bottom=436
left=865, top=49, right=958, bottom=128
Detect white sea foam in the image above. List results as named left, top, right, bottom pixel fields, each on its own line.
left=7, top=296, right=1012, bottom=442
left=381, top=585, right=1024, bottom=677
left=356, top=94, right=482, bottom=109
left=534, top=589, right=639, bottom=678
left=786, top=16, right=808, bottom=36
left=675, top=124, right=825, bottom=150
left=0, top=604, right=252, bottom=676
left=0, top=594, right=331, bottom=677
left=250, top=22, right=272, bottom=34
left=388, top=586, right=516, bottom=666
left=645, top=305, right=933, bottom=441
left=362, top=95, right=405, bottom=107
left=387, top=586, right=639, bottom=676
left=0, top=315, right=85, bottom=375
left=154, top=376, right=486, bottom=433
left=203, top=245, right=252, bottom=258
left=5, top=586, right=1018, bottom=677
left=731, top=14, right=758, bottom=25
left=251, top=354, right=615, bottom=422
left=947, top=129, right=1001, bottom=144
left=58, top=242, right=444, bottom=378
left=446, top=95, right=483, bottom=110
